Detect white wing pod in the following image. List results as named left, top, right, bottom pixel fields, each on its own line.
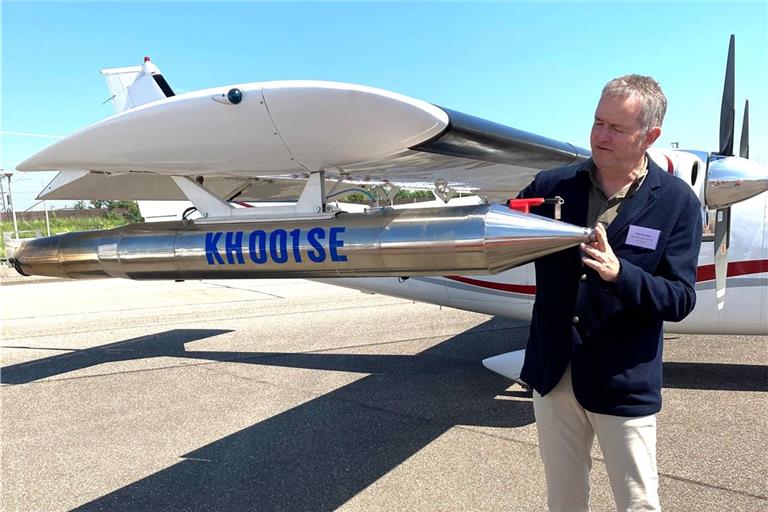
left=17, top=81, right=449, bottom=177
left=262, top=81, right=449, bottom=171
left=16, top=84, right=298, bottom=174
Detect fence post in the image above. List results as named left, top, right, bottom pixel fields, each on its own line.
left=44, top=201, right=51, bottom=236
left=3, top=173, right=18, bottom=239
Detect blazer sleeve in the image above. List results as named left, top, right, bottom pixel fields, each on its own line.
left=612, top=191, right=702, bottom=322
left=517, top=172, right=542, bottom=199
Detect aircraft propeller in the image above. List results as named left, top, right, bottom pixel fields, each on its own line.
left=711, top=34, right=737, bottom=311
left=739, top=99, right=749, bottom=159
left=705, top=35, right=766, bottom=310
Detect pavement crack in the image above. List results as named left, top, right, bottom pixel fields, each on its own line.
left=1, top=346, right=77, bottom=352
left=656, top=472, right=767, bottom=500
left=201, top=281, right=285, bottom=299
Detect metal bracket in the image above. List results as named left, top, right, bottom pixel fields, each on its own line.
left=371, top=183, right=401, bottom=206
left=172, top=171, right=336, bottom=224
left=433, top=179, right=456, bottom=203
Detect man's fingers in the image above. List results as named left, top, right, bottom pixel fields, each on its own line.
left=581, top=225, right=619, bottom=283
left=581, top=256, right=602, bottom=272
left=593, top=223, right=608, bottom=251
left=580, top=243, right=604, bottom=261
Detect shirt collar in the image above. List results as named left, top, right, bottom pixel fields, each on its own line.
left=588, top=156, right=648, bottom=200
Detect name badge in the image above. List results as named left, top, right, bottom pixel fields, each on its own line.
left=626, top=225, right=660, bottom=250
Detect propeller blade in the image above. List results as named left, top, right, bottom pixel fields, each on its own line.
left=740, top=99, right=749, bottom=158
left=719, top=34, right=735, bottom=156
left=713, top=207, right=731, bottom=310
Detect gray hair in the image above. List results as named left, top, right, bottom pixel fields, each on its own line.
left=601, top=75, right=667, bottom=132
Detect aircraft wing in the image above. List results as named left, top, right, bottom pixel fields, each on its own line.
left=19, top=81, right=589, bottom=203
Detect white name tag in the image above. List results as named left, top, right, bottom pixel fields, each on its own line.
left=626, top=225, right=660, bottom=250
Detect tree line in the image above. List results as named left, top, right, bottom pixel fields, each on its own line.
left=72, top=200, right=143, bottom=223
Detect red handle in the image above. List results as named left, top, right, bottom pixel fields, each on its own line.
left=506, top=198, right=545, bottom=214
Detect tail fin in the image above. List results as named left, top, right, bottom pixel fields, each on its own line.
left=100, top=57, right=174, bottom=114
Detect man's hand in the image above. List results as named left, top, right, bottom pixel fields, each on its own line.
left=580, top=223, right=620, bottom=283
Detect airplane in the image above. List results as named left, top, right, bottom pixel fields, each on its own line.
left=11, top=36, right=768, bottom=385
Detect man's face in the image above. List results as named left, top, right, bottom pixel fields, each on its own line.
left=590, top=93, right=659, bottom=174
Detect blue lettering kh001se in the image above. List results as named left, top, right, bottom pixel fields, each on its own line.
left=205, top=232, right=225, bottom=264
left=225, top=231, right=245, bottom=264
left=248, top=230, right=268, bottom=264
left=306, top=227, right=326, bottom=263
left=269, top=229, right=289, bottom=263
left=205, top=227, right=347, bottom=265
left=329, top=227, right=348, bottom=262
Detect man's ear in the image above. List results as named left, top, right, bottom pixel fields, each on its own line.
left=644, top=126, right=662, bottom=149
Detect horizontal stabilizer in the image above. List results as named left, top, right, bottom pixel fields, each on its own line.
left=482, top=350, right=527, bottom=385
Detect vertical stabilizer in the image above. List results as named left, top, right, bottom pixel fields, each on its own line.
left=100, top=57, right=174, bottom=114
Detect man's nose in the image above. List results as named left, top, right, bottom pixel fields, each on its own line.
left=594, top=126, right=611, bottom=143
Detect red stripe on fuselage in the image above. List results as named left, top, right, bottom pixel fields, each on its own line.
left=696, top=259, right=768, bottom=282
left=445, top=259, right=768, bottom=296
left=445, top=276, right=536, bottom=295
left=664, top=154, right=674, bottom=174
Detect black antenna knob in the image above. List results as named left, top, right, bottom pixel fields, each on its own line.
left=227, top=88, right=243, bottom=105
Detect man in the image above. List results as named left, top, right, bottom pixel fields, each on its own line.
left=518, top=75, right=702, bottom=511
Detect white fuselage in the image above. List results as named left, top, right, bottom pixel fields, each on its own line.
left=323, top=150, right=768, bottom=336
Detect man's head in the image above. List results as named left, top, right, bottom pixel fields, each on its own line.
left=590, top=75, right=667, bottom=175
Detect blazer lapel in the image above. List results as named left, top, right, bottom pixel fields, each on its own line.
left=607, top=163, right=664, bottom=244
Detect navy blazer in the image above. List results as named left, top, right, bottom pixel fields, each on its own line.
left=518, top=157, right=702, bottom=416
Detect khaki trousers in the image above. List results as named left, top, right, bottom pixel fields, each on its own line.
left=532, top=365, right=661, bottom=512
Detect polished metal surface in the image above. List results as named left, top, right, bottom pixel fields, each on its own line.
left=11, top=204, right=593, bottom=280
left=705, top=156, right=768, bottom=208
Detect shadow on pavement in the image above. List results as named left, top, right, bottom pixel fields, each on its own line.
left=56, top=317, right=532, bottom=511
left=1, top=329, right=233, bottom=384
left=663, top=361, right=768, bottom=392
left=7, top=318, right=758, bottom=510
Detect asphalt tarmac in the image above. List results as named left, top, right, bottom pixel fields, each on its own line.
left=1, top=276, right=766, bottom=511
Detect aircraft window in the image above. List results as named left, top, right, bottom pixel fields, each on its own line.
left=691, top=161, right=699, bottom=186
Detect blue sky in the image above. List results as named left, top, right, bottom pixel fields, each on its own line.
left=2, top=1, right=766, bottom=210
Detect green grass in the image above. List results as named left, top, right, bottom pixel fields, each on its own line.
left=342, top=189, right=436, bottom=204
left=0, top=216, right=130, bottom=260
